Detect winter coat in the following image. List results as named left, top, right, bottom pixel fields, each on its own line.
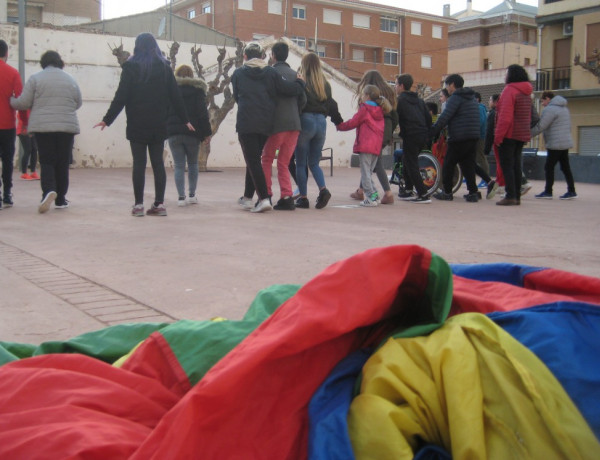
left=431, top=87, right=480, bottom=143
left=396, top=91, right=431, bottom=139
left=232, top=58, right=304, bottom=136
left=11, top=66, right=81, bottom=134
left=271, top=61, right=306, bottom=134
left=336, top=101, right=384, bottom=155
left=484, top=107, right=496, bottom=156
left=494, top=81, right=533, bottom=145
left=1, top=60, right=27, bottom=129
left=167, top=77, right=212, bottom=141
left=478, top=103, right=487, bottom=139
left=102, top=59, right=188, bottom=144
left=303, top=80, right=332, bottom=116
left=530, top=96, right=573, bottom=150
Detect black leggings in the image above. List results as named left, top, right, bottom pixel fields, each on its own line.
left=19, top=134, right=38, bottom=173
left=130, top=141, right=166, bottom=205
left=35, top=132, right=73, bottom=204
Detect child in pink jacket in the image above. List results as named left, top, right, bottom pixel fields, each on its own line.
left=337, top=85, right=391, bottom=206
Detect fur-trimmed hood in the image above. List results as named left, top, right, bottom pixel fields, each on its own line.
left=175, top=76, right=208, bottom=93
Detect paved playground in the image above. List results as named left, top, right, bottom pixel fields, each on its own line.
left=1, top=166, right=599, bottom=345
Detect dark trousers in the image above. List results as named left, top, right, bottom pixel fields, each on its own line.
left=239, top=133, right=269, bottom=200
left=544, top=149, right=576, bottom=194
left=0, top=128, right=16, bottom=198
left=443, top=139, right=478, bottom=195
left=35, top=132, right=74, bottom=204
left=19, top=134, right=38, bottom=173
left=130, top=141, right=166, bottom=205
left=402, top=135, right=427, bottom=196
left=498, top=138, right=524, bottom=201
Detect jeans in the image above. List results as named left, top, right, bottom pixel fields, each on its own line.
left=443, top=139, right=478, bottom=195
left=0, top=128, right=16, bottom=198
left=35, top=132, right=74, bottom=205
left=544, top=149, right=576, bottom=194
left=262, top=130, right=300, bottom=198
left=238, top=132, right=269, bottom=200
left=295, top=113, right=327, bottom=197
left=19, top=134, right=38, bottom=173
left=130, top=141, right=166, bottom=205
left=498, top=138, right=524, bottom=200
left=168, top=134, right=200, bottom=198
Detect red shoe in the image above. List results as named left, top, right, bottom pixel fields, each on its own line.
left=30, top=172, right=40, bottom=180
left=20, top=173, right=32, bottom=180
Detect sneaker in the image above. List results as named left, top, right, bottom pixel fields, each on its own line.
left=178, top=196, right=187, bottom=207
left=250, top=198, right=273, bottom=213
left=292, top=188, right=300, bottom=199
left=131, top=204, right=144, bottom=217
left=398, top=191, right=415, bottom=201
left=559, top=192, right=577, bottom=200
left=411, top=195, right=431, bottom=204
left=350, top=188, right=364, bottom=200
left=146, top=203, right=167, bottom=216
left=55, top=200, right=70, bottom=209
left=2, top=194, right=13, bottom=207
left=496, top=198, right=519, bottom=206
left=39, top=191, right=57, bottom=214
left=187, top=195, right=198, bottom=205
left=478, top=180, right=487, bottom=189
left=238, top=196, right=254, bottom=210
left=521, top=182, right=533, bottom=196
left=360, top=198, right=378, bottom=207
left=433, top=191, right=453, bottom=201
left=463, top=193, right=480, bottom=203
left=273, top=196, right=295, bottom=211
left=380, top=191, right=394, bottom=205
left=315, top=188, right=331, bottom=209
left=370, top=192, right=380, bottom=203
left=20, top=173, right=33, bottom=180
left=486, top=180, right=498, bottom=200
left=535, top=191, right=553, bottom=199
left=30, top=172, right=40, bottom=180
left=295, top=197, right=309, bottom=209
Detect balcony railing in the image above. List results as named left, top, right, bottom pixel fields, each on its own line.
left=536, top=66, right=571, bottom=91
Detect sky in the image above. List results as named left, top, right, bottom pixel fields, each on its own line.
left=102, top=0, right=538, bottom=20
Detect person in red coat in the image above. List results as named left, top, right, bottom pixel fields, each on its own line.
left=337, top=85, right=391, bottom=207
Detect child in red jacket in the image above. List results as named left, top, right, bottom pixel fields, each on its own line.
left=337, top=85, right=391, bottom=207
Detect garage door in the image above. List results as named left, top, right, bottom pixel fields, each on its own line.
left=579, top=126, right=600, bottom=156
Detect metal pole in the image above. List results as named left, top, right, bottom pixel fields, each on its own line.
left=18, top=0, right=26, bottom=80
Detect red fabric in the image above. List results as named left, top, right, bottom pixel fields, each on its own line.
left=0, top=60, right=27, bottom=129
left=494, top=81, right=533, bottom=145
left=336, top=103, right=384, bottom=155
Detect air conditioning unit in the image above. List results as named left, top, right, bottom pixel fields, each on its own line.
left=563, top=21, right=573, bottom=37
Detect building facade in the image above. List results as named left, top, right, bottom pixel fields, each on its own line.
left=170, top=0, right=455, bottom=89
left=6, top=0, right=100, bottom=26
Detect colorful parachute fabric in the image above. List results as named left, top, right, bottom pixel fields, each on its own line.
left=0, top=245, right=598, bottom=459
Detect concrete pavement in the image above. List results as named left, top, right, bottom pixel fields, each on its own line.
left=1, top=166, right=599, bottom=345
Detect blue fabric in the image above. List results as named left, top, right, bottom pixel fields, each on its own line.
left=450, top=263, right=544, bottom=286
left=308, top=349, right=372, bottom=460
left=488, top=302, right=600, bottom=439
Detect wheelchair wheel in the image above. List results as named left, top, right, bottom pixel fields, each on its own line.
left=417, top=151, right=441, bottom=198
left=452, top=164, right=463, bottom=194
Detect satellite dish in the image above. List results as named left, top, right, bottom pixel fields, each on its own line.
left=158, top=17, right=166, bottom=37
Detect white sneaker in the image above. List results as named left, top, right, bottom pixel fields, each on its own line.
left=250, top=198, right=272, bottom=213
left=360, top=198, right=378, bottom=207
left=38, top=191, right=57, bottom=214
left=238, top=196, right=253, bottom=210
left=177, top=197, right=187, bottom=207
left=187, top=195, right=198, bottom=205
left=521, top=182, right=532, bottom=195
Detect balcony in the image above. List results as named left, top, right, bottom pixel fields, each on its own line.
left=536, top=66, right=571, bottom=91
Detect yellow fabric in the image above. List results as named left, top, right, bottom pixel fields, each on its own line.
left=348, top=313, right=599, bottom=459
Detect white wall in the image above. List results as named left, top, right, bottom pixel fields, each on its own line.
left=1, top=24, right=358, bottom=169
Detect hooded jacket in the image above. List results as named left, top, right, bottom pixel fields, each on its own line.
left=271, top=61, right=306, bottom=134
left=494, top=81, right=533, bottom=145
left=167, top=77, right=212, bottom=141
left=336, top=101, right=384, bottom=155
left=232, top=58, right=304, bottom=136
left=431, top=87, right=480, bottom=143
left=530, top=95, right=573, bottom=150
left=396, top=91, right=431, bottom=139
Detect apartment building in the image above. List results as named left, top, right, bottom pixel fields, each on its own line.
left=170, top=0, right=455, bottom=89
left=536, top=0, right=600, bottom=156
left=6, top=0, right=100, bottom=25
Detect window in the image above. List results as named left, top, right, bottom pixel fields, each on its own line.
left=384, top=48, right=398, bottom=66
left=323, top=9, right=341, bottom=25
left=238, top=0, right=252, bottom=11
left=187, top=8, right=196, bottom=19
left=482, top=29, right=490, bottom=46
left=380, top=17, right=398, bottom=33
left=309, top=41, right=326, bottom=57
left=268, top=0, right=282, bottom=15
left=524, top=57, right=531, bottom=66
left=352, top=49, right=365, bottom=62
left=411, top=21, right=422, bottom=36
left=353, top=13, right=370, bottom=29
left=587, top=23, right=600, bottom=64
left=291, top=36, right=306, bottom=48
left=292, top=4, right=306, bottom=19
left=421, top=55, right=432, bottom=68
left=483, top=58, right=491, bottom=70
left=202, top=2, right=211, bottom=14
left=432, top=25, right=442, bottom=39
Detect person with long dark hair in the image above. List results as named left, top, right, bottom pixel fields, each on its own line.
left=95, top=33, right=193, bottom=217
left=11, top=50, right=81, bottom=213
